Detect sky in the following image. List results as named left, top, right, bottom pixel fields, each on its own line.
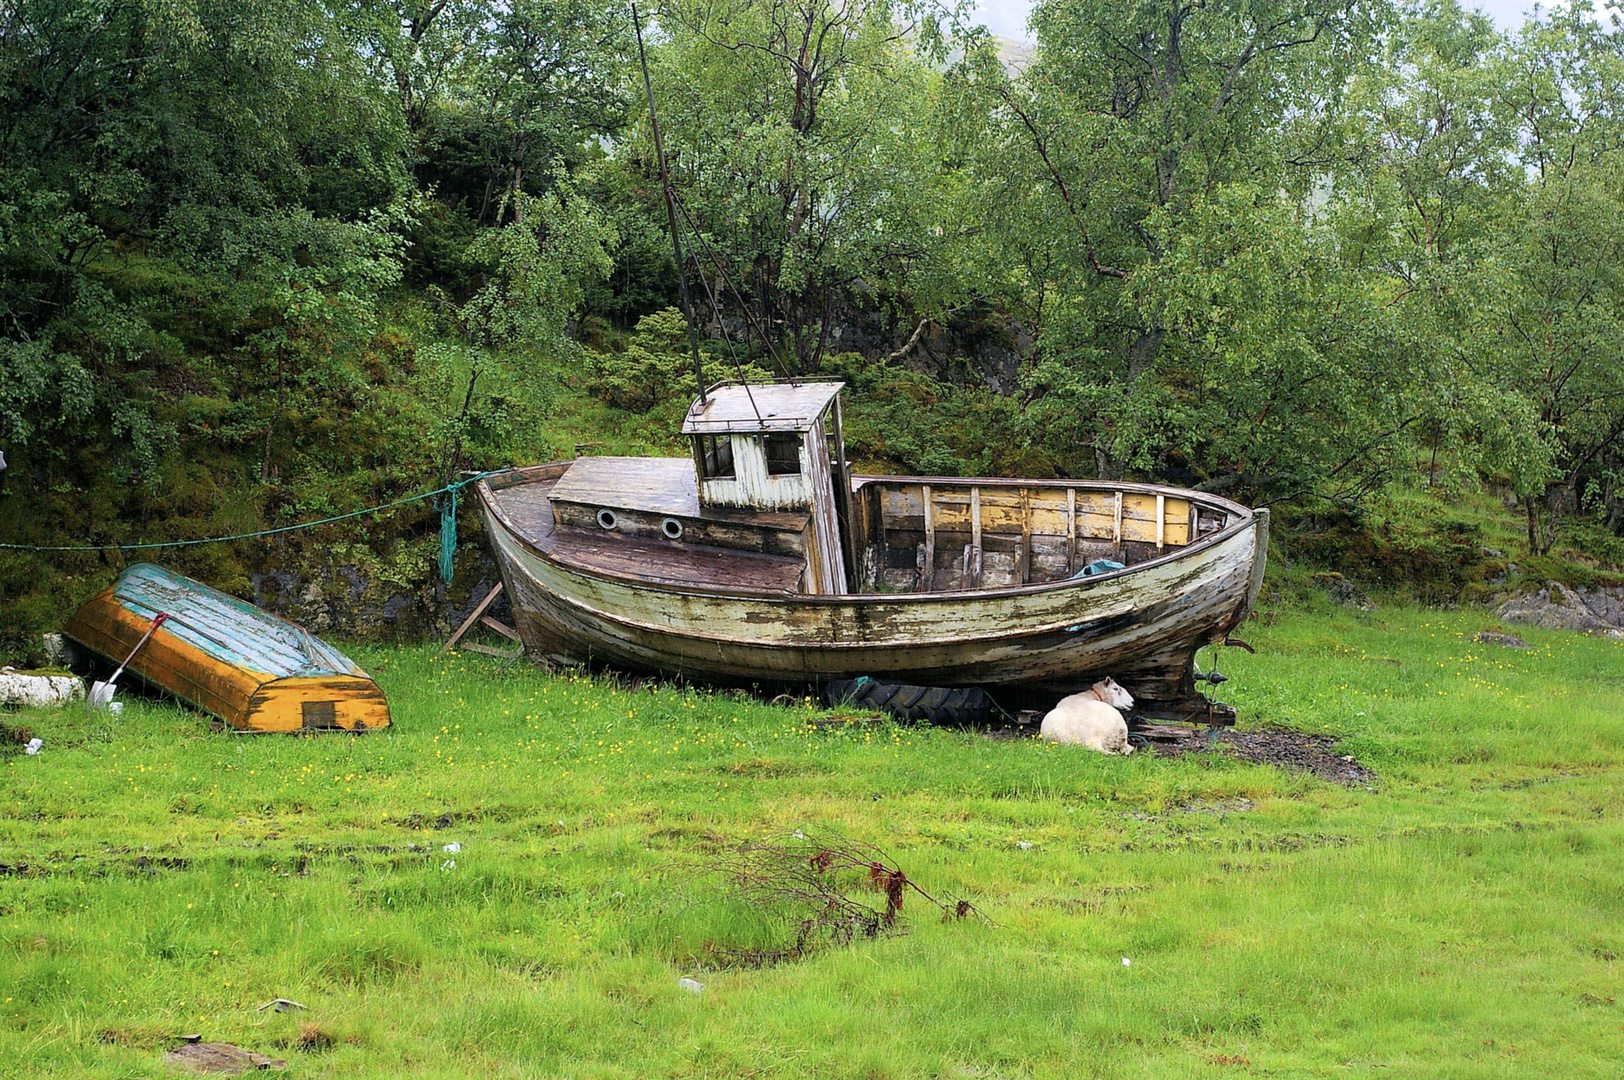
left=973, top=0, right=1544, bottom=40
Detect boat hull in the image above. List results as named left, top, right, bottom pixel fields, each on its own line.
left=63, top=564, right=390, bottom=732
left=477, top=468, right=1267, bottom=705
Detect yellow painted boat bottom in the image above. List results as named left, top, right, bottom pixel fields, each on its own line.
left=63, top=577, right=390, bottom=733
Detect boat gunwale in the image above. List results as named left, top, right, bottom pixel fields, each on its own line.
left=477, top=463, right=1259, bottom=606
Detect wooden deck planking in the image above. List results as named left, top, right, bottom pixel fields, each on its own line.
left=549, top=531, right=806, bottom=593
left=548, top=457, right=700, bottom=517
left=497, top=471, right=808, bottom=593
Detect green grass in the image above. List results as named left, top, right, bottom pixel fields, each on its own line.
left=3, top=604, right=1624, bottom=1077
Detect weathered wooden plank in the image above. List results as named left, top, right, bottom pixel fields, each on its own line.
left=481, top=615, right=521, bottom=641
left=970, top=487, right=982, bottom=587
left=550, top=457, right=701, bottom=516
left=462, top=642, right=523, bottom=659
left=440, top=582, right=503, bottom=656
left=551, top=530, right=805, bottom=592
left=922, top=484, right=935, bottom=589
left=803, top=409, right=849, bottom=594
left=1067, top=488, right=1077, bottom=572
left=1018, top=488, right=1032, bottom=584
left=682, top=381, right=844, bottom=433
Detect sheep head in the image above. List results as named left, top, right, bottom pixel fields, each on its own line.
left=1091, top=678, right=1134, bottom=710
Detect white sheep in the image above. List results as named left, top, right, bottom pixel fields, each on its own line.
left=1039, top=678, right=1135, bottom=754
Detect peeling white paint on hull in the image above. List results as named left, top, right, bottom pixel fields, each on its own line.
left=476, top=466, right=1268, bottom=704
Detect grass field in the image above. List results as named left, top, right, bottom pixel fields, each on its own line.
left=3, top=601, right=1623, bottom=1078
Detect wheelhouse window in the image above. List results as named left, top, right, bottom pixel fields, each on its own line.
left=764, top=433, right=802, bottom=475
left=697, top=434, right=735, bottom=479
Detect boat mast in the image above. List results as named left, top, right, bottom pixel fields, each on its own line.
left=631, top=2, right=707, bottom=405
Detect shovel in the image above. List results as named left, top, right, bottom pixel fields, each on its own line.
left=89, top=611, right=168, bottom=709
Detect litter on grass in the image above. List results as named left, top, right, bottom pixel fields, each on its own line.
left=676, top=830, right=985, bottom=970
left=253, top=998, right=305, bottom=1013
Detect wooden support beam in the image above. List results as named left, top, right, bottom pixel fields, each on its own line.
left=1066, top=488, right=1077, bottom=572
left=1156, top=493, right=1166, bottom=550
left=1112, top=492, right=1123, bottom=551
left=921, top=484, right=934, bottom=591
left=439, top=583, right=504, bottom=656
left=970, top=486, right=983, bottom=586
left=462, top=642, right=524, bottom=663
left=481, top=615, right=520, bottom=641
left=1018, top=488, right=1032, bottom=583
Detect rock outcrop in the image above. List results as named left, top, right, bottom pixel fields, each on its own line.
left=1312, top=571, right=1377, bottom=611
left=1494, top=583, right=1624, bottom=637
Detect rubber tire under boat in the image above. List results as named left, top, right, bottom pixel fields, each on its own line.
left=822, top=678, right=995, bottom=725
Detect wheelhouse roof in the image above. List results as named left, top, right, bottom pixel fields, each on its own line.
left=681, top=380, right=844, bottom=435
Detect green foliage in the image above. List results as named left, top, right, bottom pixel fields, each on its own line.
left=10, top=0, right=1624, bottom=642
left=586, top=308, right=774, bottom=413
left=642, top=0, right=953, bottom=367
left=820, top=355, right=1037, bottom=476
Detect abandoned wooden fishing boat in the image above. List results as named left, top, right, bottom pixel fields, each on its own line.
left=476, top=381, right=1267, bottom=721
left=62, top=563, right=390, bottom=732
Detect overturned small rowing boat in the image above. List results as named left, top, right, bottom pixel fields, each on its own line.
left=62, top=563, right=389, bottom=732
left=477, top=381, right=1266, bottom=722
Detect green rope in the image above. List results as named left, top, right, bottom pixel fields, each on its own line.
left=437, top=485, right=459, bottom=586
left=0, top=470, right=504, bottom=587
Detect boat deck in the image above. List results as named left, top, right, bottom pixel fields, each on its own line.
left=493, top=479, right=807, bottom=593
left=547, top=456, right=810, bottom=529
left=490, top=462, right=1246, bottom=598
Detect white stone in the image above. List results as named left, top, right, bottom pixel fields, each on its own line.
left=0, top=672, right=85, bottom=708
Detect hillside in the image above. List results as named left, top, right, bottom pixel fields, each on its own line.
left=8, top=0, right=1624, bottom=651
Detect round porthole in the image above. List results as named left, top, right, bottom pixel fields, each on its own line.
left=597, top=509, right=618, bottom=530
left=661, top=517, right=684, bottom=540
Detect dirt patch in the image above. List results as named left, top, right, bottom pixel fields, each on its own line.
left=388, top=811, right=460, bottom=830
left=976, top=722, right=1373, bottom=783
left=163, top=1041, right=286, bottom=1073
left=1155, top=729, right=1375, bottom=785
left=1, top=721, right=37, bottom=744
left=721, top=758, right=821, bottom=778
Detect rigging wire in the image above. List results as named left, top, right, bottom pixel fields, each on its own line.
left=0, top=471, right=502, bottom=586
left=670, top=189, right=798, bottom=384
left=687, top=249, right=764, bottom=426
left=630, top=0, right=709, bottom=405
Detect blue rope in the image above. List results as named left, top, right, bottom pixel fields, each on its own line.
left=0, top=470, right=503, bottom=586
